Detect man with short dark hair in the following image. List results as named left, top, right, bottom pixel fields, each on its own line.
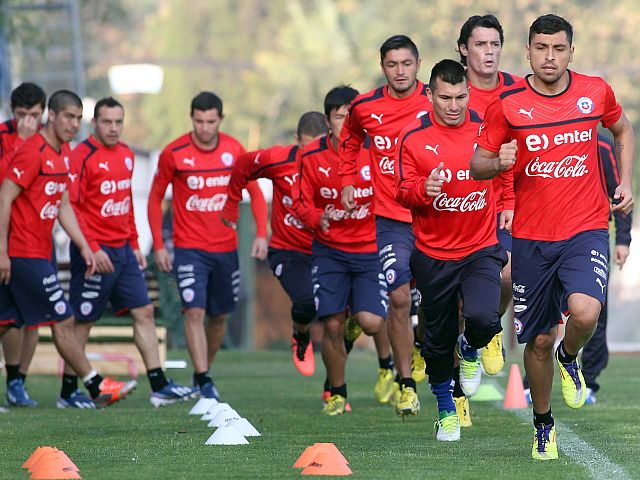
left=471, top=14, right=635, bottom=459
left=0, top=90, right=133, bottom=407
left=63, top=96, right=196, bottom=408
left=397, top=59, right=506, bottom=441
left=0, top=82, right=47, bottom=408
left=148, top=91, right=268, bottom=401
left=339, top=35, right=430, bottom=416
left=222, top=111, right=328, bottom=377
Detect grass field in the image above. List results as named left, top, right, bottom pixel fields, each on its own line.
left=1, top=348, right=639, bottom=479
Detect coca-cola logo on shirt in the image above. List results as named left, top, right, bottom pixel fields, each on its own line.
left=40, top=200, right=61, bottom=219
left=101, top=197, right=131, bottom=217
left=432, top=189, right=487, bottom=212
left=283, top=213, right=304, bottom=229
left=186, top=193, right=227, bottom=212
left=324, top=202, right=371, bottom=221
left=524, top=155, right=589, bottom=179
left=378, top=156, right=394, bottom=175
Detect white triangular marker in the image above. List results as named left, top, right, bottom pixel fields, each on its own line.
left=201, top=402, right=232, bottom=421
left=189, top=398, right=218, bottom=415
left=207, top=409, right=241, bottom=428
left=228, top=418, right=261, bottom=437
left=204, top=425, right=249, bottom=445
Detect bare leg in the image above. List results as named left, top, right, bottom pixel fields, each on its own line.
left=563, top=293, right=600, bottom=356
left=1, top=328, right=22, bottom=366
left=51, top=317, right=93, bottom=378
left=63, top=322, right=92, bottom=375
left=184, top=307, right=208, bottom=373
left=524, top=329, right=556, bottom=414
left=387, top=283, right=413, bottom=378
left=357, top=312, right=389, bottom=358
left=321, top=313, right=347, bottom=388
left=130, top=304, right=161, bottom=370
left=206, top=314, right=227, bottom=366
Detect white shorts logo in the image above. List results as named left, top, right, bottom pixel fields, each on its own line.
left=182, top=288, right=195, bottom=303
left=385, top=269, right=396, bottom=285
left=179, top=278, right=196, bottom=288
left=48, top=290, right=63, bottom=302
left=54, top=301, right=67, bottom=315
left=314, top=296, right=320, bottom=311
left=514, top=304, right=527, bottom=313
left=513, top=318, right=523, bottom=335
left=81, top=291, right=100, bottom=299
left=80, top=302, right=93, bottom=316
left=274, top=263, right=283, bottom=277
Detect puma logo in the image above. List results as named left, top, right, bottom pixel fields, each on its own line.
left=595, top=277, right=606, bottom=294
left=518, top=107, right=534, bottom=120
left=318, top=166, right=331, bottom=177
left=424, top=144, right=439, bottom=155
left=68, top=173, right=77, bottom=183
left=98, top=161, right=110, bottom=171
left=284, top=173, right=299, bottom=186
left=182, top=157, right=196, bottom=167
left=253, top=153, right=261, bottom=165
left=478, top=123, right=486, bottom=136
left=370, top=113, right=384, bottom=124
left=13, top=167, right=24, bottom=179
left=46, top=160, right=54, bottom=169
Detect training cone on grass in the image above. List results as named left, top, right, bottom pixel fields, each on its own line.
left=208, top=409, right=241, bottom=428
left=503, top=363, right=528, bottom=409
left=228, top=418, right=261, bottom=437
left=202, top=402, right=232, bottom=421
left=301, top=452, right=352, bottom=476
left=29, top=452, right=81, bottom=479
left=205, top=425, right=249, bottom=445
left=23, top=447, right=59, bottom=470
left=189, top=397, right=218, bottom=415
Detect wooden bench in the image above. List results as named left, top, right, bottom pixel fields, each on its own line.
left=28, top=262, right=168, bottom=377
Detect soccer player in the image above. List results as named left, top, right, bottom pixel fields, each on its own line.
left=458, top=14, right=520, bottom=376
left=148, top=91, right=268, bottom=401
left=63, top=97, right=196, bottom=408
left=470, top=14, right=635, bottom=460
left=397, top=59, right=506, bottom=441
left=0, top=82, right=46, bottom=407
left=294, top=86, right=389, bottom=416
left=0, top=90, right=136, bottom=407
left=339, top=35, right=430, bottom=415
left=221, top=111, right=329, bottom=377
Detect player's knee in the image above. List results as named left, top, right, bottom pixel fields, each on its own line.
left=389, top=285, right=411, bottom=310
left=357, top=313, right=384, bottom=335
left=568, top=295, right=601, bottom=328
left=322, top=315, right=344, bottom=337
left=529, top=332, right=555, bottom=357
left=132, top=304, right=154, bottom=323
left=291, top=300, right=316, bottom=325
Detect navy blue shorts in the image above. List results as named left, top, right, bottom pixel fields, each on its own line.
left=0, top=283, right=21, bottom=328
left=376, top=216, right=415, bottom=293
left=311, top=240, right=386, bottom=319
left=496, top=213, right=513, bottom=252
left=512, top=229, right=609, bottom=344
left=411, top=244, right=506, bottom=362
left=7, top=257, right=71, bottom=329
left=174, top=248, right=239, bottom=317
left=267, top=248, right=314, bottom=306
left=70, top=243, right=151, bottom=323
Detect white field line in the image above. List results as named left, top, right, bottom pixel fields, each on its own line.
left=487, top=380, right=630, bottom=479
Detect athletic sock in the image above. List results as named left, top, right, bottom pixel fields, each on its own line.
left=400, top=377, right=417, bottom=391
left=557, top=341, right=577, bottom=364
left=83, top=372, right=104, bottom=399
left=330, top=383, right=347, bottom=398
left=533, top=408, right=554, bottom=427
left=5, top=364, right=20, bottom=383
left=293, top=329, right=310, bottom=344
left=194, top=371, right=213, bottom=388
left=323, top=378, right=331, bottom=393
left=147, top=368, right=169, bottom=392
left=413, top=326, right=422, bottom=348
left=344, top=338, right=354, bottom=354
left=431, top=379, right=456, bottom=418
left=61, top=374, right=78, bottom=398
left=452, top=366, right=465, bottom=397
left=378, top=355, right=393, bottom=370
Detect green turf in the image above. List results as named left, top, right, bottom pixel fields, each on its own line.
left=1, top=349, right=639, bottom=479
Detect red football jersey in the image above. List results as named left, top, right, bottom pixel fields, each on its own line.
left=478, top=71, right=622, bottom=241
left=223, top=144, right=313, bottom=254
left=294, top=136, right=376, bottom=253
left=468, top=72, right=521, bottom=213
left=397, top=111, right=496, bottom=260
left=339, top=82, right=430, bottom=223
left=0, top=120, right=24, bottom=181
left=6, top=133, right=70, bottom=260
left=69, top=136, right=139, bottom=252
left=148, top=132, right=267, bottom=253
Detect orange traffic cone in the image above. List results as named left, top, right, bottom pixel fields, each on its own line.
left=294, top=443, right=349, bottom=468
left=503, top=363, right=528, bottom=409
left=22, top=447, right=58, bottom=470
left=293, top=444, right=321, bottom=468
left=301, top=452, right=352, bottom=476
left=29, top=452, right=81, bottom=479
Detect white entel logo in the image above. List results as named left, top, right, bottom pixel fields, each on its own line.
left=525, top=154, right=589, bottom=179
left=432, top=189, right=487, bottom=212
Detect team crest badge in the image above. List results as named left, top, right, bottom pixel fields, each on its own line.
left=80, top=302, right=93, bottom=316
left=221, top=152, right=234, bottom=166
left=386, top=269, right=396, bottom=285
left=513, top=318, right=523, bottom=335
left=576, top=97, right=594, bottom=114
left=54, top=301, right=67, bottom=315
left=124, top=156, right=133, bottom=171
